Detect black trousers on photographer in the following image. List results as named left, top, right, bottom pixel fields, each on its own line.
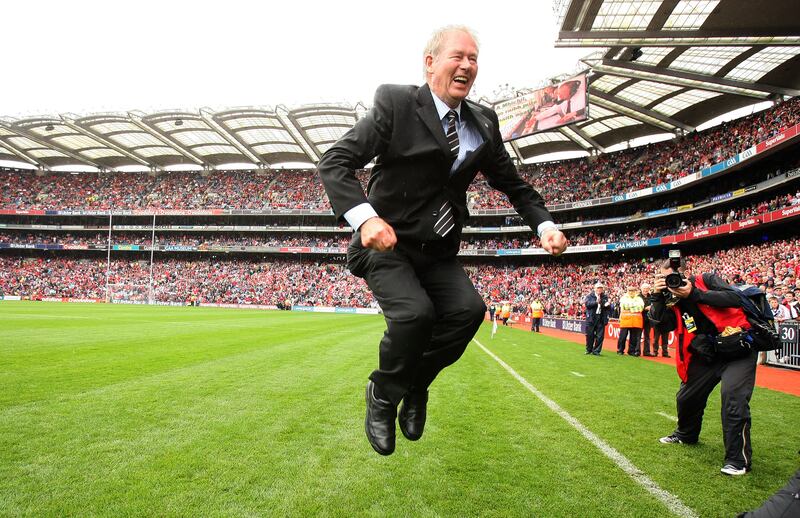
left=672, top=350, right=757, bottom=469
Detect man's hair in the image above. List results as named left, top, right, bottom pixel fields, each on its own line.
left=422, top=25, right=479, bottom=80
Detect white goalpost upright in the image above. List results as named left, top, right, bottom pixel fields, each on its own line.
left=104, top=211, right=159, bottom=305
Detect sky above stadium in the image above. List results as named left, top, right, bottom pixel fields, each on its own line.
left=2, top=0, right=589, bottom=117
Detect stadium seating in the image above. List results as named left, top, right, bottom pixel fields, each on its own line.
left=2, top=98, right=799, bottom=322
left=1, top=98, right=798, bottom=212
left=2, top=238, right=797, bottom=315
left=2, top=190, right=796, bottom=251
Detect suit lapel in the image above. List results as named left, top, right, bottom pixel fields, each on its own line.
left=416, top=84, right=454, bottom=160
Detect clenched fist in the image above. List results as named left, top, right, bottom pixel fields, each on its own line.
left=360, top=217, right=397, bottom=251
left=541, top=228, right=568, bottom=256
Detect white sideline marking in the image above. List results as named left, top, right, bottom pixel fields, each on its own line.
left=533, top=354, right=542, bottom=358
left=658, top=412, right=678, bottom=422
left=571, top=371, right=586, bottom=378
left=473, top=338, right=698, bottom=518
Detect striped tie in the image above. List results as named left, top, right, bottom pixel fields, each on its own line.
left=434, top=111, right=459, bottom=237
left=446, top=109, right=459, bottom=158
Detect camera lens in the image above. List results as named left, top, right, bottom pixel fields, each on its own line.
left=665, top=272, right=683, bottom=289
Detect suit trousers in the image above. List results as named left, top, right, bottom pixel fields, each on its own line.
left=348, top=236, right=486, bottom=406
left=672, top=350, right=757, bottom=468
left=617, top=327, right=642, bottom=355
left=653, top=329, right=670, bottom=355
left=585, top=320, right=605, bottom=353
left=641, top=317, right=652, bottom=354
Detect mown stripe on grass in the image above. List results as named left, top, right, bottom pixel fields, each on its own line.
left=473, top=338, right=699, bottom=518
left=657, top=412, right=679, bottom=422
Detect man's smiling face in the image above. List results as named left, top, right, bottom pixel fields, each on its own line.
left=425, top=30, right=478, bottom=108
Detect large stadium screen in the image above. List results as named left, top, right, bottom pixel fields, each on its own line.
left=496, top=73, right=588, bottom=142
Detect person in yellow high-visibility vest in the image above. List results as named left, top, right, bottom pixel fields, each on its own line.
left=501, top=302, right=512, bottom=326
left=530, top=299, right=544, bottom=332
left=617, top=284, right=645, bottom=356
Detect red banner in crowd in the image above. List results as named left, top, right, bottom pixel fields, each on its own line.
left=755, top=124, right=798, bottom=153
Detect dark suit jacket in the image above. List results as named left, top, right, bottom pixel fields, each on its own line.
left=585, top=292, right=610, bottom=326
left=317, top=83, right=553, bottom=245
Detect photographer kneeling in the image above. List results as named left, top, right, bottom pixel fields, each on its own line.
left=649, top=252, right=757, bottom=477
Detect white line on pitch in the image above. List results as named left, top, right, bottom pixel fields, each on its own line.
left=571, top=371, right=586, bottom=377
left=473, top=338, right=698, bottom=518
left=657, top=412, right=678, bottom=422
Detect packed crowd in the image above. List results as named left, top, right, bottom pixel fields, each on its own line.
left=464, top=190, right=800, bottom=248
left=469, top=96, right=800, bottom=207
left=3, top=238, right=798, bottom=317
left=0, top=232, right=350, bottom=249
left=1, top=98, right=798, bottom=212
left=473, top=237, right=800, bottom=319
left=0, top=257, right=375, bottom=308
left=4, top=190, right=797, bottom=251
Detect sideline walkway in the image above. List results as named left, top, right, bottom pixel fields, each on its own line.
left=504, top=322, right=800, bottom=397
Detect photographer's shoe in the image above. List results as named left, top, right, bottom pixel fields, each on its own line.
left=720, top=464, right=750, bottom=476
left=365, top=381, right=396, bottom=456
left=399, top=390, right=428, bottom=441
left=659, top=434, right=684, bottom=444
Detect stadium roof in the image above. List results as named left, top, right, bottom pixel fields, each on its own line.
left=530, top=0, right=800, bottom=158
left=0, top=104, right=366, bottom=171
left=0, top=0, right=797, bottom=170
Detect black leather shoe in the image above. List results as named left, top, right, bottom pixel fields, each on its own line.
left=398, top=390, right=428, bottom=441
left=365, top=381, right=396, bottom=455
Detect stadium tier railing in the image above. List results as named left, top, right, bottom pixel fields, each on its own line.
left=2, top=202, right=798, bottom=255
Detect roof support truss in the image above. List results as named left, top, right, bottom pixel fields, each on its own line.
left=590, top=90, right=692, bottom=131
left=559, top=125, right=606, bottom=152
left=60, top=116, right=152, bottom=168
left=590, top=59, right=800, bottom=98
left=127, top=113, right=205, bottom=166
left=558, top=29, right=800, bottom=47
left=276, top=107, right=319, bottom=163
left=0, top=136, right=41, bottom=167
left=0, top=121, right=104, bottom=169
left=199, top=109, right=262, bottom=166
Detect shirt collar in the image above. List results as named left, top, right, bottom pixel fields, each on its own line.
left=429, top=89, right=461, bottom=121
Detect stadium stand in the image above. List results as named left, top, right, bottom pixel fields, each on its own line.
left=2, top=237, right=798, bottom=316
left=1, top=67, right=799, bottom=372
left=3, top=188, right=798, bottom=251
left=2, top=98, right=798, bottom=212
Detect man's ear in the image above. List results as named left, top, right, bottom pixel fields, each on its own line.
left=425, top=55, right=434, bottom=74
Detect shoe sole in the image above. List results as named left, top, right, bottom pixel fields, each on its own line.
left=721, top=469, right=748, bottom=476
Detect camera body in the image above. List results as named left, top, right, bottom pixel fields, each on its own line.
left=662, top=250, right=687, bottom=305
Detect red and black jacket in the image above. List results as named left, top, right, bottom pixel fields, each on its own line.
left=649, top=273, right=748, bottom=382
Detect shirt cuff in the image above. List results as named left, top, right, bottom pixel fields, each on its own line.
left=344, top=203, right=379, bottom=230
left=537, top=221, right=558, bottom=238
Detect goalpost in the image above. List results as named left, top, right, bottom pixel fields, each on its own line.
left=106, top=283, right=152, bottom=305
left=104, top=212, right=159, bottom=305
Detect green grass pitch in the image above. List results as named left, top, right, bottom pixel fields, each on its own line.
left=1, top=301, right=799, bottom=517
